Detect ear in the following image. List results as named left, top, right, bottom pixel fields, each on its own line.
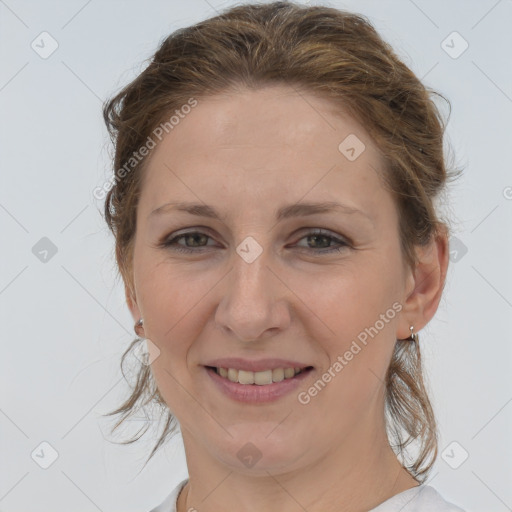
left=125, top=282, right=142, bottom=325
left=397, top=226, right=449, bottom=340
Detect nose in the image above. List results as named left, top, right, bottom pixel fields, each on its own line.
left=214, top=246, right=291, bottom=343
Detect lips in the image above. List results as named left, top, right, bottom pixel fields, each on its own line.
left=202, top=357, right=314, bottom=402
left=204, top=364, right=314, bottom=402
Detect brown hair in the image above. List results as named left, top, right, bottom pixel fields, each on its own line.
left=101, top=1, right=460, bottom=483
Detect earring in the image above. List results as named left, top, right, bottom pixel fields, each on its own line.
left=404, top=325, right=419, bottom=342
left=134, top=318, right=144, bottom=337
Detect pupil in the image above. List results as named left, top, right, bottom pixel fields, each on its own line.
left=188, top=233, right=206, bottom=246
left=310, top=234, right=328, bottom=248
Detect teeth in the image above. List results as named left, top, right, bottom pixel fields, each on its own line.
left=254, top=369, right=272, bottom=385
left=284, top=368, right=295, bottom=379
left=215, top=367, right=304, bottom=385
left=272, top=368, right=284, bottom=382
left=238, top=370, right=255, bottom=384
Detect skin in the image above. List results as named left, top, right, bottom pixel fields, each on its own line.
left=126, top=85, right=449, bottom=512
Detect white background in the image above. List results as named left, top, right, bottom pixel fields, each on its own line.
left=1, top=0, right=511, bottom=511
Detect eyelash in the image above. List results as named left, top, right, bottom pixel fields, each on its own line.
left=160, top=228, right=350, bottom=255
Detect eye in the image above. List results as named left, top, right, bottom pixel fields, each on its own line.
left=160, top=228, right=350, bottom=255
left=293, top=228, right=350, bottom=254
left=161, top=231, right=217, bottom=254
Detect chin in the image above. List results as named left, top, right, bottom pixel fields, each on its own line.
left=212, top=428, right=307, bottom=475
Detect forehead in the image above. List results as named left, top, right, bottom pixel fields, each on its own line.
left=148, top=85, right=377, bottom=158
left=138, top=85, right=391, bottom=223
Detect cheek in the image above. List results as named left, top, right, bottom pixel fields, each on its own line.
left=134, top=261, right=208, bottom=379
left=136, top=252, right=212, bottom=330
left=302, top=259, right=400, bottom=407
left=300, top=257, right=400, bottom=342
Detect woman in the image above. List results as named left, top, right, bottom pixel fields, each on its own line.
left=101, top=2, right=465, bottom=511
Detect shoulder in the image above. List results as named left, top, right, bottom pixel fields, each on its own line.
left=147, top=480, right=466, bottom=512
left=147, top=478, right=188, bottom=512
left=369, top=484, right=466, bottom=512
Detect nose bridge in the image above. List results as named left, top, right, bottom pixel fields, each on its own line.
left=230, top=235, right=273, bottom=311
left=215, top=233, right=289, bottom=341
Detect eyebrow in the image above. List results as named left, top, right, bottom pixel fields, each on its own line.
left=149, top=200, right=372, bottom=223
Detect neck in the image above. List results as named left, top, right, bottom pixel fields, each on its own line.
left=177, top=404, right=419, bottom=512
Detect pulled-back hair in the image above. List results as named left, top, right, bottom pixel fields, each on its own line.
left=101, top=1, right=460, bottom=483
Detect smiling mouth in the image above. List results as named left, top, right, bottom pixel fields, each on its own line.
left=205, top=366, right=314, bottom=385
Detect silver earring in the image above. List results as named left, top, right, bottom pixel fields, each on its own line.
left=134, top=318, right=144, bottom=336
left=405, top=325, right=418, bottom=342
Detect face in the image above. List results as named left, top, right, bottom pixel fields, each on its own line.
left=129, top=85, right=414, bottom=475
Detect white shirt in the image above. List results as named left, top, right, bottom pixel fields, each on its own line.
left=148, top=478, right=466, bottom=511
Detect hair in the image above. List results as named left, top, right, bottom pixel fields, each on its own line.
left=101, top=1, right=461, bottom=483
